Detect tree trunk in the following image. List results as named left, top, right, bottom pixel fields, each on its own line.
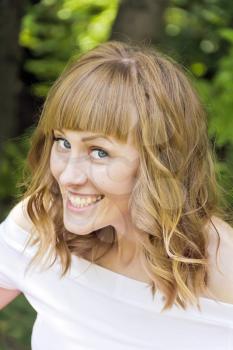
left=110, top=0, right=170, bottom=45
left=0, top=0, right=26, bottom=151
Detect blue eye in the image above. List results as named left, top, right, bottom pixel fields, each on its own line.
left=90, top=148, right=109, bottom=160
left=53, top=136, right=109, bottom=160
left=53, top=136, right=71, bottom=150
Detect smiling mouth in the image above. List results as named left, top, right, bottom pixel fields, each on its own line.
left=67, top=195, right=105, bottom=211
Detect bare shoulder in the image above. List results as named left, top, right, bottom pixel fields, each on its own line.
left=205, top=215, right=233, bottom=304
left=8, top=197, right=34, bottom=233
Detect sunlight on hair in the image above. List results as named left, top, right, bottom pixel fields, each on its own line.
left=19, top=40, right=230, bottom=312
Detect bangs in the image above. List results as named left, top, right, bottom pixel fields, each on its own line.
left=42, top=60, right=139, bottom=143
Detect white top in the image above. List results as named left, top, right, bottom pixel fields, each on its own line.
left=0, top=213, right=233, bottom=350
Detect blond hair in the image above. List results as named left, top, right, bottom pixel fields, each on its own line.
left=18, top=40, right=230, bottom=312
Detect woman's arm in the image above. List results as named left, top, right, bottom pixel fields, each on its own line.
left=0, top=198, right=32, bottom=310
left=0, top=287, right=21, bottom=310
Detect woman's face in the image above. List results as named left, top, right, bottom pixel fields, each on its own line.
left=50, top=128, right=140, bottom=242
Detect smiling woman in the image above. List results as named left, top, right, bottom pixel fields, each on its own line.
left=0, top=40, right=233, bottom=350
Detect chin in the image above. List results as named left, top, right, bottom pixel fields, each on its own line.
left=62, top=215, right=90, bottom=235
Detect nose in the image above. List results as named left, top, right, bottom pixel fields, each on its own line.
left=59, top=155, right=89, bottom=187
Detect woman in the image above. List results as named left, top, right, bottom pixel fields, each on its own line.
left=0, top=40, right=233, bottom=350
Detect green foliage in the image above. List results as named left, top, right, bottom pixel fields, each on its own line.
left=207, top=42, right=233, bottom=145
left=0, top=294, right=36, bottom=349
left=191, top=30, right=233, bottom=147
left=163, top=0, right=232, bottom=72
left=20, top=0, right=119, bottom=96
left=0, top=128, right=33, bottom=221
left=0, top=140, right=27, bottom=198
left=193, top=32, right=233, bottom=211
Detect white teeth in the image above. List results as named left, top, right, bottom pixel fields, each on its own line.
left=67, top=194, right=103, bottom=208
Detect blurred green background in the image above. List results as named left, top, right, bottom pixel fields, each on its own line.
left=0, top=0, right=233, bottom=348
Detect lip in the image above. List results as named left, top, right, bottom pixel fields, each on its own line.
left=67, top=197, right=103, bottom=212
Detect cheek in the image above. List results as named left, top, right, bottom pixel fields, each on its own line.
left=49, top=150, right=64, bottom=180
left=90, top=157, right=138, bottom=196
left=107, top=158, right=137, bottom=182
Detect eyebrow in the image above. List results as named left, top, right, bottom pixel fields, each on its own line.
left=55, top=130, right=114, bottom=144
left=81, top=134, right=114, bottom=144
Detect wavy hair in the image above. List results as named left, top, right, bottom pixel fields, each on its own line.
left=17, top=40, right=230, bottom=312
